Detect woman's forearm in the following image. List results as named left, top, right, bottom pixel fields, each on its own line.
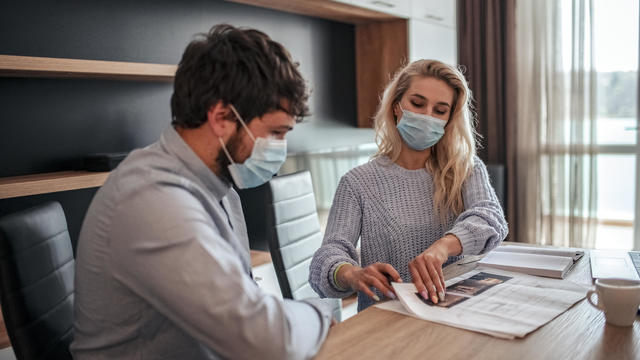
left=336, top=263, right=357, bottom=290
left=437, top=234, right=463, bottom=257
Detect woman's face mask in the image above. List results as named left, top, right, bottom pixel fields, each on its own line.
left=396, top=105, right=447, bottom=151
left=218, top=105, right=287, bottom=189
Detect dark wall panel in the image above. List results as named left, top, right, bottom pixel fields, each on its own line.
left=0, top=0, right=355, bottom=248
left=0, top=79, right=171, bottom=176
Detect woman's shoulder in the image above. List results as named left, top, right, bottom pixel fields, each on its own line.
left=470, top=155, right=488, bottom=171
left=335, top=158, right=384, bottom=191
left=341, top=159, right=372, bottom=184
left=342, top=156, right=391, bottom=180
left=465, top=155, right=492, bottom=183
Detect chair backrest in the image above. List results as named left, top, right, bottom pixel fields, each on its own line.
left=267, top=171, right=322, bottom=299
left=237, top=181, right=272, bottom=251
left=0, top=201, right=74, bottom=360
left=239, top=171, right=342, bottom=321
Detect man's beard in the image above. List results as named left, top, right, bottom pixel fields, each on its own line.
left=216, top=130, right=243, bottom=185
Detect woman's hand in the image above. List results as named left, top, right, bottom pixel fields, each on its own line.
left=337, top=263, right=403, bottom=301
left=409, top=234, right=462, bottom=304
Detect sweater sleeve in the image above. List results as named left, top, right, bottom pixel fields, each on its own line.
left=446, top=157, right=509, bottom=255
left=309, top=174, right=361, bottom=298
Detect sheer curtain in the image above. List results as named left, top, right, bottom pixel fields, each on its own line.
left=516, top=0, right=598, bottom=247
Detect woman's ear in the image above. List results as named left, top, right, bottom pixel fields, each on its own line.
left=206, top=102, right=235, bottom=137
left=393, top=102, right=402, bottom=122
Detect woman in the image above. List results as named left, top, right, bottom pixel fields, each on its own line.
left=309, top=59, right=508, bottom=311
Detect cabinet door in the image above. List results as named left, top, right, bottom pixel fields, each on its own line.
left=333, top=0, right=411, bottom=18
left=410, top=0, right=456, bottom=28
left=409, top=19, right=457, bottom=65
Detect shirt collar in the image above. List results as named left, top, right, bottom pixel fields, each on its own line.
left=160, top=126, right=232, bottom=201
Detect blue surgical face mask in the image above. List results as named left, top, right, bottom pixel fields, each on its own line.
left=396, top=105, right=447, bottom=151
left=218, top=105, right=287, bottom=189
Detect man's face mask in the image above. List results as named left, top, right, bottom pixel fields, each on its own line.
left=396, top=105, right=447, bottom=151
left=218, top=105, right=287, bottom=189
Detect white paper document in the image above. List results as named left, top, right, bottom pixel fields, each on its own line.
left=379, top=269, right=589, bottom=339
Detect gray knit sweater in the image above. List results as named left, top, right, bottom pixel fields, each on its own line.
left=309, top=156, right=508, bottom=311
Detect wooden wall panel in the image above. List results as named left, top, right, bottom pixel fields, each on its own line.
left=355, top=20, right=408, bottom=128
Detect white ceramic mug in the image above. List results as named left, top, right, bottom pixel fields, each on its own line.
left=587, top=278, right=640, bottom=326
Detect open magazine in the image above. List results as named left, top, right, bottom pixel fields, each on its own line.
left=380, top=269, right=589, bottom=339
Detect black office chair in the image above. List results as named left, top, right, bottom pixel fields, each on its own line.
left=238, top=171, right=342, bottom=321
left=486, top=163, right=506, bottom=211
left=0, top=201, right=75, bottom=360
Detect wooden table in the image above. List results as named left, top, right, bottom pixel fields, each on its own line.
left=315, top=249, right=640, bottom=360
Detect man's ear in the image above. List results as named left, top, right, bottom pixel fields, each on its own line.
left=206, top=101, right=235, bottom=137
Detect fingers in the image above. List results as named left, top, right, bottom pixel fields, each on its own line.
left=365, top=264, right=396, bottom=299
left=409, top=254, right=446, bottom=304
left=354, top=262, right=440, bottom=303
left=417, top=259, right=438, bottom=303
left=379, top=263, right=403, bottom=283
left=364, top=273, right=395, bottom=300
left=426, top=262, right=445, bottom=302
left=409, top=262, right=428, bottom=300
left=343, top=266, right=381, bottom=301
left=354, top=263, right=402, bottom=301
left=436, top=263, right=446, bottom=297
left=375, top=263, right=403, bottom=298
left=356, top=278, right=381, bottom=301
left=430, top=261, right=446, bottom=301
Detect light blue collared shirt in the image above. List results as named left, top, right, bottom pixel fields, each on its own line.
left=71, top=127, right=332, bottom=359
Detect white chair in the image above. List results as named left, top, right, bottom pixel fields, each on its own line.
left=238, top=171, right=342, bottom=321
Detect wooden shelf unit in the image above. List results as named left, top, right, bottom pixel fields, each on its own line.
left=0, top=0, right=407, bottom=199
left=0, top=54, right=176, bottom=198
left=0, top=55, right=176, bottom=81
left=0, top=171, right=110, bottom=199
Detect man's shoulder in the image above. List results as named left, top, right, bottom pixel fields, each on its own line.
left=120, top=143, right=181, bottom=174
left=109, top=145, right=191, bottom=192
left=87, top=146, right=209, bottom=226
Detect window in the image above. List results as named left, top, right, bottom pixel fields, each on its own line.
left=590, top=0, right=638, bottom=249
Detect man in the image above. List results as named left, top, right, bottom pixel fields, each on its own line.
left=71, top=24, right=333, bottom=359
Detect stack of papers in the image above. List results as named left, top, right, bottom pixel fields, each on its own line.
left=478, top=245, right=584, bottom=278
left=377, top=269, right=589, bottom=339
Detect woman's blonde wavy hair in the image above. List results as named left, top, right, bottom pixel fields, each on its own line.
left=373, top=59, right=478, bottom=218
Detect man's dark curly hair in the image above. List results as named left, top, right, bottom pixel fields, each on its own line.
left=171, top=24, right=309, bottom=128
